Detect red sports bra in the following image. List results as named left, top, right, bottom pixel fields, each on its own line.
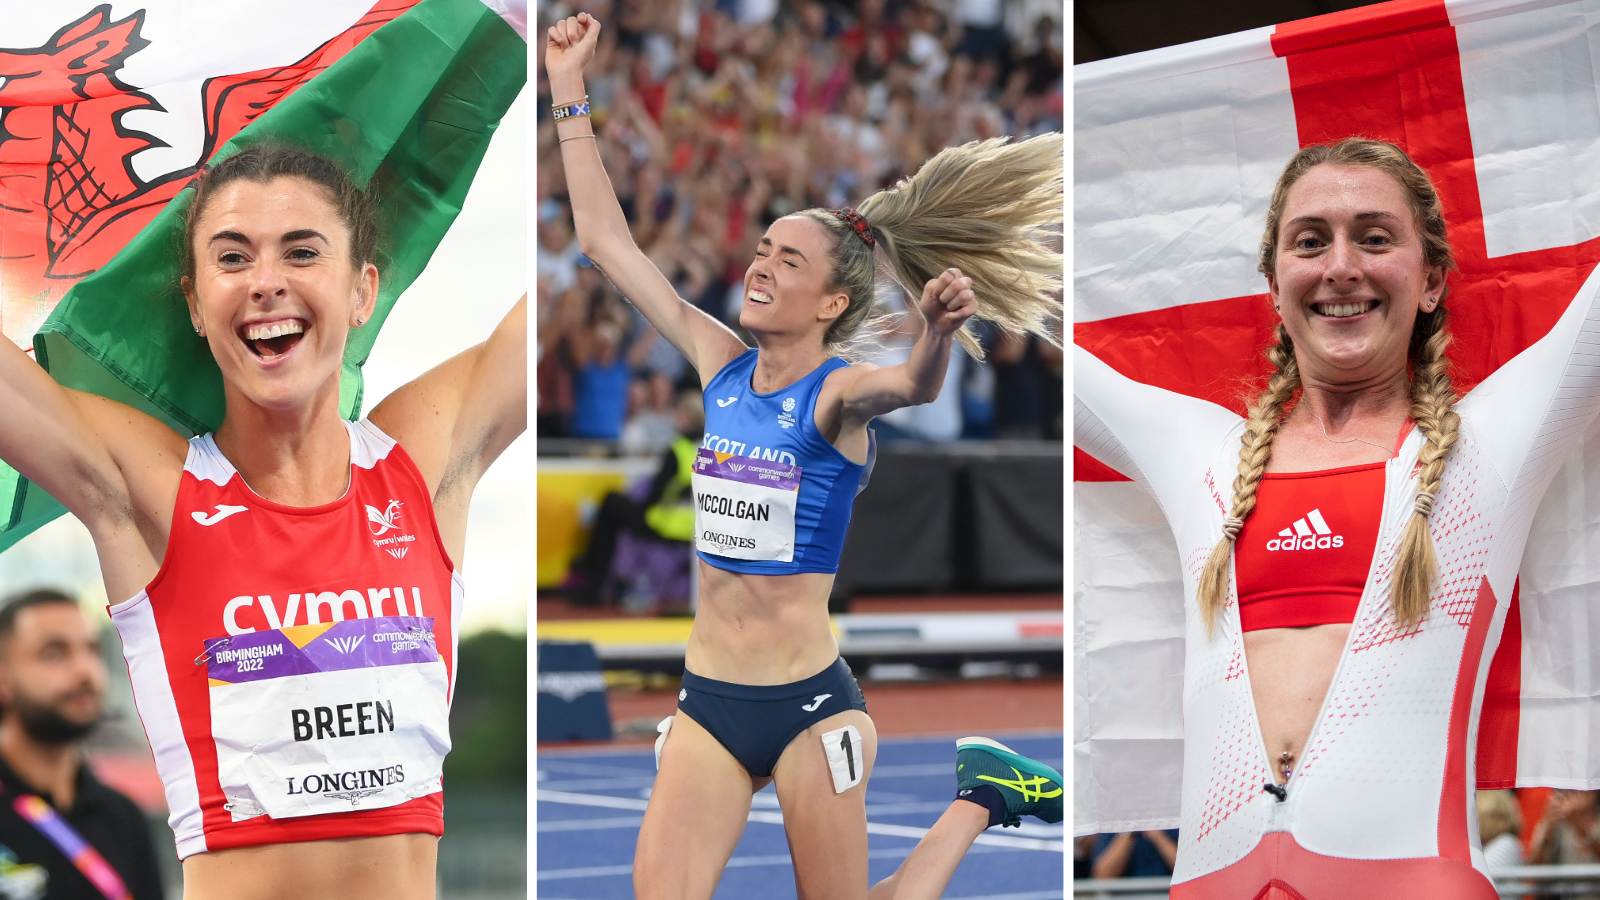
left=1234, top=462, right=1386, bottom=631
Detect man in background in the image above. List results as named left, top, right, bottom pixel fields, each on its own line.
left=0, top=589, right=161, bottom=900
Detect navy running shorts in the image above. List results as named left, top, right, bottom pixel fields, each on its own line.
left=677, top=657, right=869, bottom=778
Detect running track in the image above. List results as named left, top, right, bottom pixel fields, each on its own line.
left=536, top=732, right=1065, bottom=898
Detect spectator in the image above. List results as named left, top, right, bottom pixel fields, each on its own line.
left=564, top=390, right=705, bottom=606
left=0, top=590, right=163, bottom=900
left=1527, top=789, right=1600, bottom=867
left=619, top=371, right=679, bottom=455
left=1074, top=833, right=1097, bottom=880
left=1091, top=830, right=1179, bottom=879
left=536, top=280, right=576, bottom=437
left=1478, top=789, right=1523, bottom=870
left=537, top=197, right=582, bottom=298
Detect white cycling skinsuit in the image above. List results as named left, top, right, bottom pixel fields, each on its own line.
left=1074, top=266, right=1600, bottom=896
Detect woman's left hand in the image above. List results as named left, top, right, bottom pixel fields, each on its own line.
left=919, top=268, right=978, bottom=337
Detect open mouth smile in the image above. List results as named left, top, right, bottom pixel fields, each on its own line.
left=747, top=285, right=773, bottom=305
left=239, top=319, right=306, bottom=360
left=1312, top=300, right=1379, bottom=318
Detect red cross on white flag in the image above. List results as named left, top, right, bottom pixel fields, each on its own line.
left=1075, top=0, right=1600, bottom=834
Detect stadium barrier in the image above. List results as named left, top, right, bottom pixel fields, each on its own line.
left=537, top=440, right=1064, bottom=594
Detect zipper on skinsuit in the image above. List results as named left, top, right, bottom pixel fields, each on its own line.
left=1236, top=441, right=1410, bottom=817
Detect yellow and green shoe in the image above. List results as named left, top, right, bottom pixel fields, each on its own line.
left=955, top=736, right=1064, bottom=827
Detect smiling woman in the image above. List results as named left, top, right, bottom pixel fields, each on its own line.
left=547, top=11, right=1063, bottom=899
left=1074, top=137, right=1600, bottom=897
left=0, top=142, right=526, bottom=900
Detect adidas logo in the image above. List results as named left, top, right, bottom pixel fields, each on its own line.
left=1265, top=508, right=1345, bottom=552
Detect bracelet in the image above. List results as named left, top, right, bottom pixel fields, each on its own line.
left=559, top=134, right=596, bottom=144
left=551, top=97, right=592, bottom=121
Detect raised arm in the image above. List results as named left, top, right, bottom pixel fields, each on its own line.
left=1074, top=344, right=1243, bottom=520
left=836, top=268, right=975, bottom=425
left=545, top=13, right=747, bottom=383
left=369, top=295, right=527, bottom=564
left=0, top=337, right=186, bottom=580
left=1460, top=262, right=1600, bottom=505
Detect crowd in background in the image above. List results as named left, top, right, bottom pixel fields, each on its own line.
left=1077, top=789, right=1600, bottom=885
left=535, top=0, right=1064, bottom=452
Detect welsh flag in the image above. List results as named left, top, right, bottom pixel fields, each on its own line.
left=0, top=0, right=526, bottom=551
left=1076, top=0, right=1600, bottom=833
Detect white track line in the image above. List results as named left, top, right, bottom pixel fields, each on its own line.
left=536, top=789, right=1064, bottom=851
left=538, top=846, right=1052, bottom=881
left=535, top=814, right=644, bottom=832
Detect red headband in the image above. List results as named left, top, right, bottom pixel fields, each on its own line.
left=833, top=207, right=875, bottom=248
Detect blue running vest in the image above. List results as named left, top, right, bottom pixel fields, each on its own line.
left=696, top=350, right=865, bottom=575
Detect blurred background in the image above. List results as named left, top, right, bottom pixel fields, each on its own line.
left=0, top=87, right=529, bottom=900
left=533, top=0, right=1064, bottom=894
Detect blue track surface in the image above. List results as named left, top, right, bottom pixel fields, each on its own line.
left=536, top=732, right=1065, bottom=899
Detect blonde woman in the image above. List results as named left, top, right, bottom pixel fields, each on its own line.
left=1477, top=790, right=1523, bottom=870
left=1076, top=138, right=1600, bottom=897
left=547, top=12, right=1063, bottom=899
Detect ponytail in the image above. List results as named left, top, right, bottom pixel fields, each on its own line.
left=799, top=134, right=1063, bottom=358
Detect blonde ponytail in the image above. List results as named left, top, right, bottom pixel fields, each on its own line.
left=799, top=134, right=1063, bottom=358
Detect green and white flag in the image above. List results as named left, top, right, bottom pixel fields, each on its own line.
left=0, top=0, right=526, bottom=551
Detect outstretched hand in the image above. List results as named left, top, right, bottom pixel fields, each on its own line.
left=545, top=12, right=601, bottom=83
left=918, top=268, right=978, bottom=337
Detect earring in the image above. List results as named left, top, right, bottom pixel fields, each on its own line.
left=356, top=317, right=365, bottom=326
left=194, top=325, right=202, bottom=335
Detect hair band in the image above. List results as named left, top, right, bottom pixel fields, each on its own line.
left=1221, top=516, right=1244, bottom=541
left=1414, top=491, right=1436, bottom=518
left=833, top=207, right=875, bottom=248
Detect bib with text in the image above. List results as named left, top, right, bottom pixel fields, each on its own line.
left=691, top=449, right=801, bottom=562
left=202, top=617, right=450, bottom=821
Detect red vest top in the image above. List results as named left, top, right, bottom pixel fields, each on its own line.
left=108, top=420, right=461, bottom=859
left=1234, top=462, right=1386, bottom=632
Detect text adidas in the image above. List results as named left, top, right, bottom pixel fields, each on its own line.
left=1265, top=508, right=1345, bottom=552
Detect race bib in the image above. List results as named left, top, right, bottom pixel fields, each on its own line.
left=690, top=449, right=801, bottom=562
left=202, top=617, right=451, bottom=821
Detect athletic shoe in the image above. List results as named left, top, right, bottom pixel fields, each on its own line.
left=955, top=736, right=1063, bottom=827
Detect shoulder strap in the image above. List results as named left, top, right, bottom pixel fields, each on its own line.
left=184, top=433, right=238, bottom=487
left=2, top=783, right=130, bottom=900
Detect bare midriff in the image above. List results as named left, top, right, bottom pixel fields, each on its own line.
left=1244, top=623, right=1351, bottom=784
left=181, top=833, right=437, bottom=900
left=684, top=560, right=839, bottom=685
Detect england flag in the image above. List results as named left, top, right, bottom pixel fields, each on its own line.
left=1076, top=0, right=1600, bottom=834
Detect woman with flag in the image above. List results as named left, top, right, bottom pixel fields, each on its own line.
left=0, top=142, right=525, bottom=897
left=1076, top=138, right=1600, bottom=896
left=548, top=11, right=1061, bottom=898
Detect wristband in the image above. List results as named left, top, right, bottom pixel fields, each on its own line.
left=552, top=98, right=591, bottom=121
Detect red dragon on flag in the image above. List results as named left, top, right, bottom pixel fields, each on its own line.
left=0, top=0, right=525, bottom=554
left=0, top=1, right=417, bottom=346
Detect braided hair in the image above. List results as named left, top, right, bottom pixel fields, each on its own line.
left=1197, top=138, right=1459, bottom=635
